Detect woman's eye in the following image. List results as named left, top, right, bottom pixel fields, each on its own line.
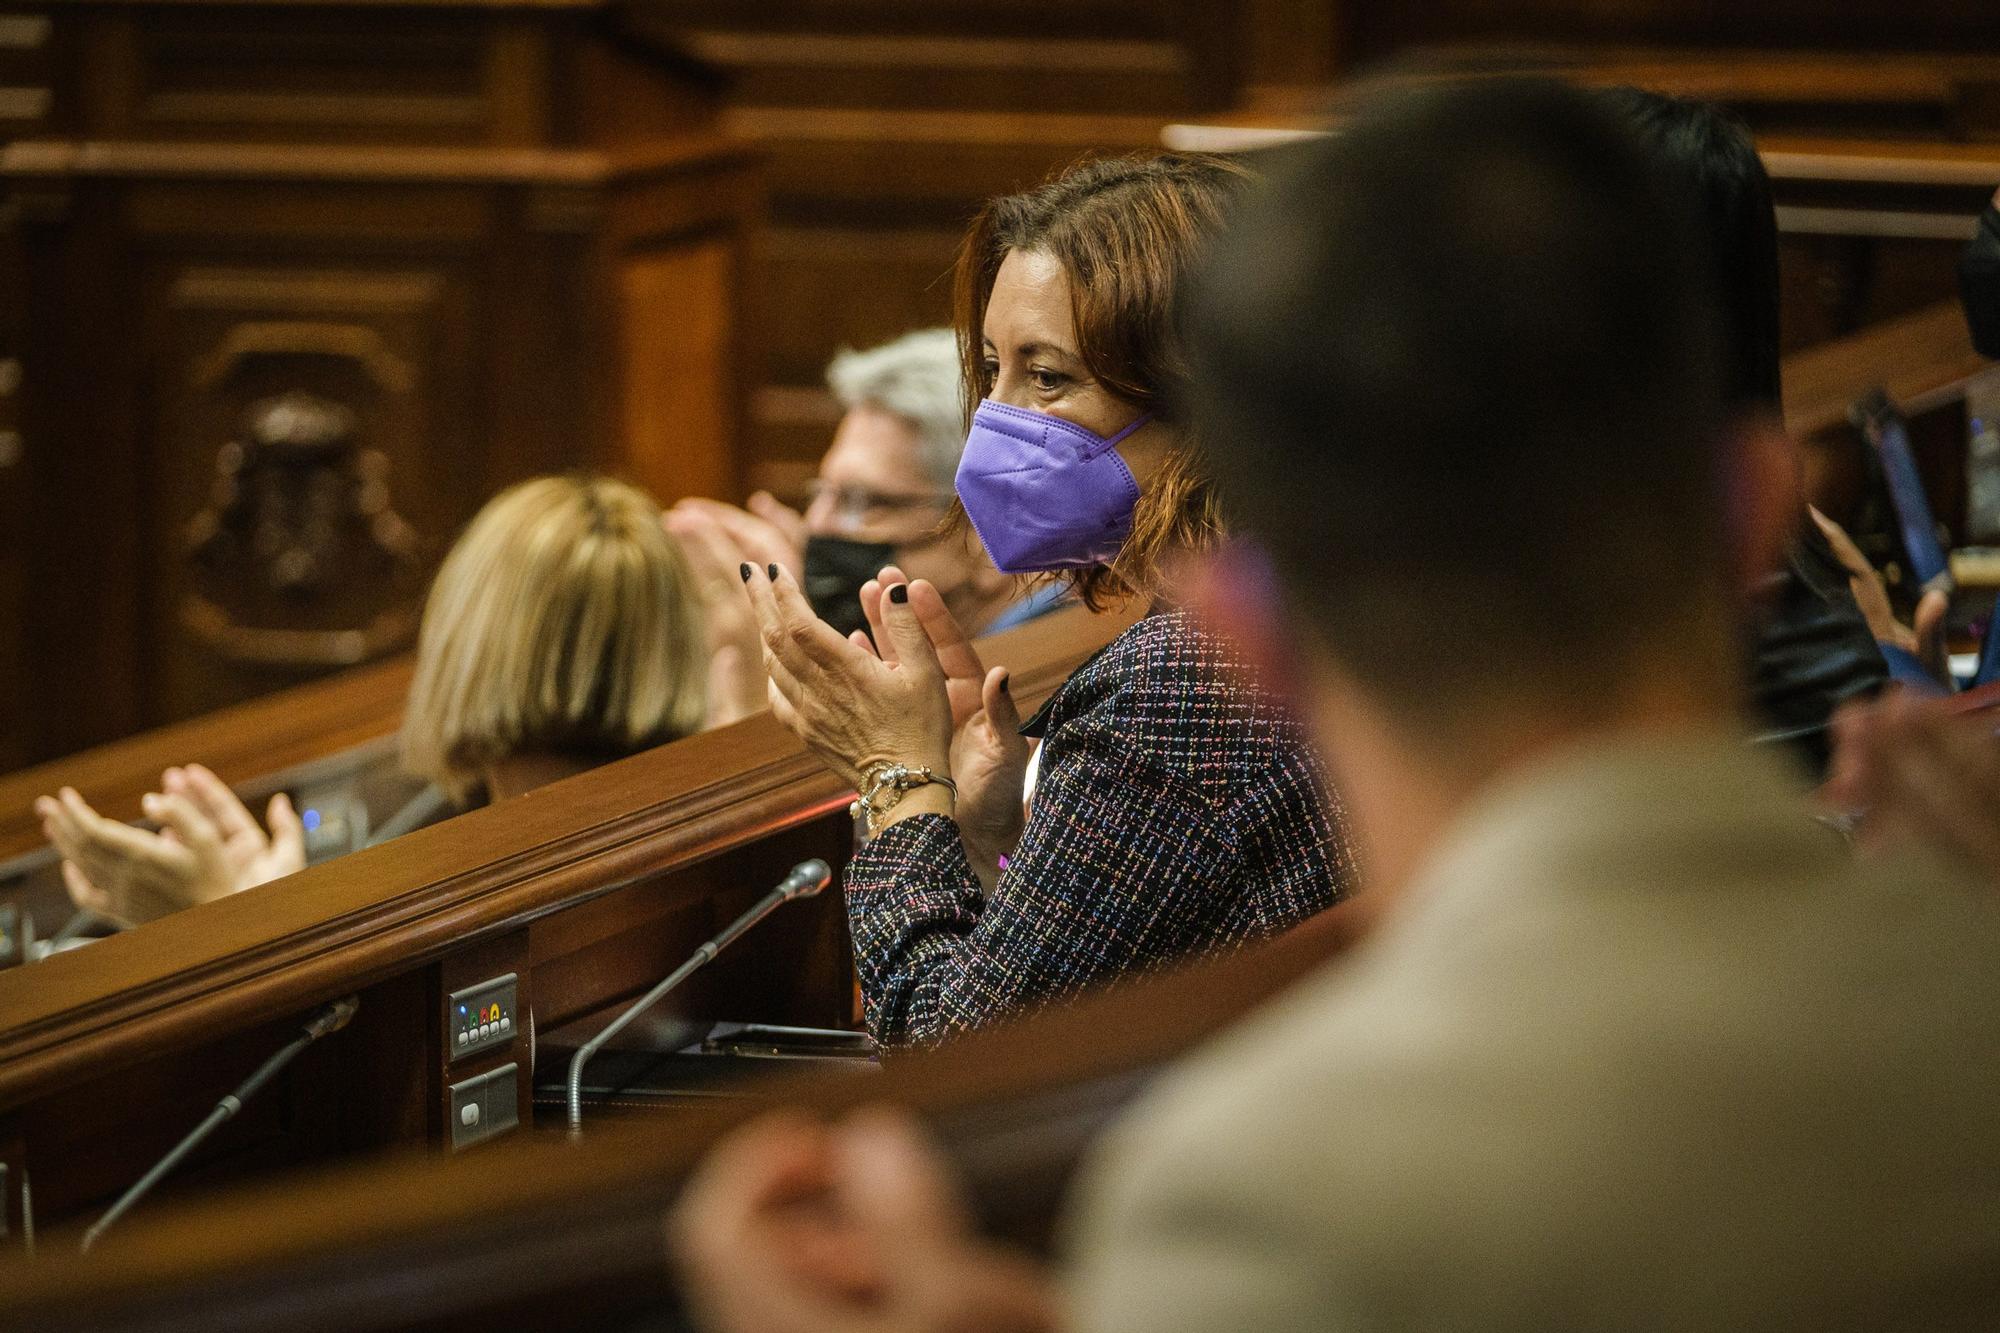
left=979, top=359, right=1000, bottom=387
left=1029, top=369, right=1067, bottom=392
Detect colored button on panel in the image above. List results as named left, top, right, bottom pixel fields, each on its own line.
left=461, top=1102, right=480, bottom=1127
left=445, top=973, right=519, bottom=1066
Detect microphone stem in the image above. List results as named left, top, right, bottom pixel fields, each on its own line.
left=80, top=1018, right=328, bottom=1253
left=565, top=884, right=794, bottom=1138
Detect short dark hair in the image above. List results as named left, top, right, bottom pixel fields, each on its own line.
left=1187, top=79, right=1730, bottom=730
left=1598, top=87, right=1783, bottom=409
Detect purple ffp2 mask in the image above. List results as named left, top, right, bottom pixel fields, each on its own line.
left=954, top=399, right=1151, bottom=574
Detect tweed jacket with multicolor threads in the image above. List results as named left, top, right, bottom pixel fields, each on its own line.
left=843, top=610, right=1356, bottom=1048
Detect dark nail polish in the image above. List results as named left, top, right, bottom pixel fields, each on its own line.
left=888, top=583, right=909, bottom=604
left=766, top=563, right=779, bottom=581
left=739, top=563, right=753, bottom=582
left=999, top=673, right=1010, bottom=693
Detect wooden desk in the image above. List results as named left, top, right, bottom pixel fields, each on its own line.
left=0, top=603, right=1125, bottom=1246
left=0, top=894, right=1374, bottom=1332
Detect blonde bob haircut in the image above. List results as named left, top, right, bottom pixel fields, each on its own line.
left=400, top=475, right=706, bottom=802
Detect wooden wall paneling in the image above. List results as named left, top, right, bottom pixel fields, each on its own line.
left=72, top=8, right=140, bottom=137
left=481, top=182, right=596, bottom=497
left=0, top=205, right=26, bottom=774
left=0, top=1117, right=23, bottom=1256
left=673, top=28, right=1201, bottom=116
left=596, top=146, right=761, bottom=505
left=0, top=9, right=56, bottom=143
left=570, top=7, right=726, bottom=147
left=755, top=224, right=965, bottom=388
left=1774, top=229, right=1985, bottom=352
left=114, top=171, right=499, bottom=736
left=1163, top=92, right=1996, bottom=366
left=120, top=6, right=495, bottom=147
left=482, top=11, right=554, bottom=147
left=139, top=244, right=477, bottom=722
left=1238, top=0, right=1345, bottom=98
left=613, top=236, right=739, bottom=504
left=1765, top=141, right=1995, bottom=347
left=730, top=109, right=1185, bottom=215
left=15, top=175, right=149, bottom=761
left=1161, top=0, right=1254, bottom=113
left=320, top=966, right=437, bottom=1156
left=642, top=0, right=1195, bottom=46
left=23, top=1012, right=324, bottom=1241
left=1335, top=1, right=2000, bottom=63
left=4, top=1, right=752, bottom=765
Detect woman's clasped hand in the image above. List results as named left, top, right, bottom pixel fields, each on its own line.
left=741, top=560, right=1028, bottom=859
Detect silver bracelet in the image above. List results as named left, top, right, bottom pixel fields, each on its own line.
left=850, top=763, right=958, bottom=837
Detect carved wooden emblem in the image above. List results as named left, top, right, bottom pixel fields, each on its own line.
left=183, top=390, right=424, bottom=667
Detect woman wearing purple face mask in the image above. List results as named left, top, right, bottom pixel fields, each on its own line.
left=740, top=154, right=1357, bottom=1047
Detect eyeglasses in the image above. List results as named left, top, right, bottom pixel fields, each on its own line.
left=804, top=480, right=954, bottom=532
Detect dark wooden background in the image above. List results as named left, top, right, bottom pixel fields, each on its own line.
left=4, top=0, right=1999, bottom=768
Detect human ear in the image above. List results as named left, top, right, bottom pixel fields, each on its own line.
left=1182, top=539, right=1302, bottom=702
left=1111, top=417, right=1180, bottom=492
left=1721, top=411, right=1802, bottom=595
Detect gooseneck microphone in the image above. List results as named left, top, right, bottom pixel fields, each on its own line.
left=565, top=858, right=832, bottom=1137
left=80, top=995, right=359, bottom=1252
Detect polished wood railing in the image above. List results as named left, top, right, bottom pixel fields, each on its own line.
left=0, top=602, right=1129, bottom=1247
left=0, top=656, right=414, bottom=866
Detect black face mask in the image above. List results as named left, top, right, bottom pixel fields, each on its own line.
left=803, top=535, right=898, bottom=638
left=1961, top=205, right=2000, bottom=360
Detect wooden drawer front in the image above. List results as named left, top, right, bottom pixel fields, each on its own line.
left=87, top=8, right=503, bottom=145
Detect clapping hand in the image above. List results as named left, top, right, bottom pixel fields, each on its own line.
left=1809, top=506, right=1949, bottom=684
left=35, top=764, right=306, bottom=927
left=671, top=493, right=809, bottom=579
left=665, top=503, right=773, bottom=728
left=857, top=568, right=1030, bottom=884
left=743, top=563, right=955, bottom=806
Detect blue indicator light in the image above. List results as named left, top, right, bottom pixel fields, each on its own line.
left=302, top=807, right=322, bottom=833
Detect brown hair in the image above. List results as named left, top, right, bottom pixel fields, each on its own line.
left=952, top=152, right=1253, bottom=608
left=400, top=475, right=707, bottom=802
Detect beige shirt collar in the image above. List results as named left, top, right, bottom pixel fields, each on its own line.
left=1381, top=729, right=1838, bottom=939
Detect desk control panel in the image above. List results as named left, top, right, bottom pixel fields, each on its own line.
left=447, top=1063, right=519, bottom=1151
left=446, top=973, right=517, bottom=1063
